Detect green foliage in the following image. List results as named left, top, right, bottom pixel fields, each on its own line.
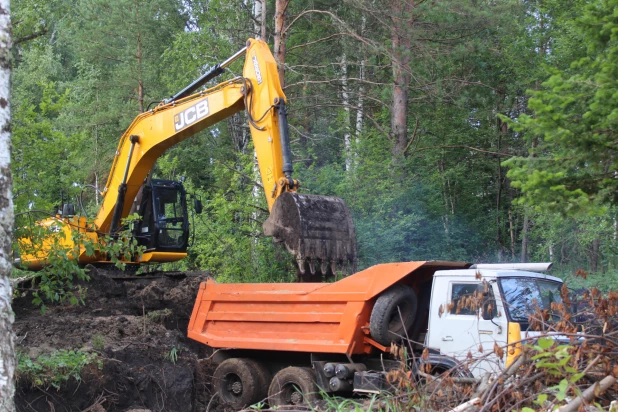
left=91, top=334, right=104, bottom=351
left=522, top=208, right=618, bottom=279
left=14, top=219, right=92, bottom=313
left=524, top=337, right=584, bottom=408
left=12, top=79, right=82, bottom=212
left=13, top=214, right=144, bottom=312
left=11, top=0, right=618, bottom=288
left=320, top=391, right=382, bottom=412
left=161, top=146, right=297, bottom=282
left=249, top=401, right=267, bottom=410
left=100, top=213, right=147, bottom=271
left=146, top=308, right=172, bottom=323
left=164, top=346, right=180, bottom=364
left=505, top=0, right=618, bottom=215
left=17, top=349, right=102, bottom=390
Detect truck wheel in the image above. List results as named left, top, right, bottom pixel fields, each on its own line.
left=268, top=367, right=319, bottom=407
left=243, top=358, right=271, bottom=404
left=409, top=281, right=432, bottom=344
left=370, top=284, right=418, bottom=346
left=213, top=358, right=261, bottom=409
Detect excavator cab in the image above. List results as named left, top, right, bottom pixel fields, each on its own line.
left=131, top=179, right=189, bottom=253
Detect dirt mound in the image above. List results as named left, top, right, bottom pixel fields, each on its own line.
left=13, top=266, right=223, bottom=412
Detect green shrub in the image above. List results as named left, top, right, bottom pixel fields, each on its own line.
left=17, top=349, right=102, bottom=390
left=91, top=334, right=105, bottom=351
left=147, top=308, right=172, bottom=323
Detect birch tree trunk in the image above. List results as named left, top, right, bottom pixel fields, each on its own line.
left=354, top=14, right=366, bottom=169
left=0, top=0, right=15, bottom=408
left=260, top=0, right=266, bottom=40
left=253, top=0, right=266, bottom=40
left=341, top=54, right=352, bottom=171
left=355, top=56, right=365, bottom=139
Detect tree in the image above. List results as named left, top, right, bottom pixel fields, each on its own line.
left=0, top=0, right=15, bottom=408
left=505, top=0, right=618, bottom=215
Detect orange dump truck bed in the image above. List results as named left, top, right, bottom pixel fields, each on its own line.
left=188, top=261, right=469, bottom=355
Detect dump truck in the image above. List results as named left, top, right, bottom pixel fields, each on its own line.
left=188, top=260, right=561, bottom=409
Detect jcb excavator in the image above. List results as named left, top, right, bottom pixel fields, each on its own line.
left=15, top=39, right=357, bottom=280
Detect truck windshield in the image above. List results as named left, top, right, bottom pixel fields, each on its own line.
left=499, top=277, right=563, bottom=325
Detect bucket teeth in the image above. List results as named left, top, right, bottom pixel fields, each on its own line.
left=320, top=260, right=328, bottom=275
left=296, top=258, right=306, bottom=274
left=263, top=192, right=357, bottom=281
left=308, top=259, right=316, bottom=275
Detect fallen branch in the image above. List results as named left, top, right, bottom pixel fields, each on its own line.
left=417, top=370, right=480, bottom=385
left=557, top=375, right=616, bottom=412
left=448, top=397, right=480, bottom=412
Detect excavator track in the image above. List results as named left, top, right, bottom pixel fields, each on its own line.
left=263, top=192, right=357, bottom=281
left=90, top=265, right=199, bottom=281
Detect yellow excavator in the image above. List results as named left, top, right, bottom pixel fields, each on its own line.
left=14, top=39, right=357, bottom=280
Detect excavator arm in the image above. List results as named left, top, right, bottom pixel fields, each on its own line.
left=100, top=40, right=290, bottom=233
left=17, top=39, right=357, bottom=279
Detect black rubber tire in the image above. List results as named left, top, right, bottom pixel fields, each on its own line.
left=370, top=284, right=418, bottom=346
left=243, top=358, right=271, bottom=404
left=213, top=358, right=261, bottom=410
left=268, top=367, right=319, bottom=407
left=409, top=282, right=432, bottom=344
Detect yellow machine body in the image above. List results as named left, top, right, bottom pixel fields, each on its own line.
left=17, top=39, right=357, bottom=278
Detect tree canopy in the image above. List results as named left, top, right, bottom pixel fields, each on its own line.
left=11, top=0, right=618, bottom=282
left=506, top=0, right=618, bottom=215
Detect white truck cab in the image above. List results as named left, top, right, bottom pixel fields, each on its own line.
left=426, top=264, right=563, bottom=377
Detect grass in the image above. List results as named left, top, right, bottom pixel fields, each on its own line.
left=16, top=349, right=102, bottom=390
left=146, top=308, right=173, bottom=323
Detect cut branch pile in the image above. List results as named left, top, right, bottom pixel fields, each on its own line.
left=386, top=286, right=618, bottom=412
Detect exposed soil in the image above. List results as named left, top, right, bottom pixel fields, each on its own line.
left=12, top=265, right=225, bottom=412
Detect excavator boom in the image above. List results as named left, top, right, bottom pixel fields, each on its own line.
left=16, top=39, right=357, bottom=279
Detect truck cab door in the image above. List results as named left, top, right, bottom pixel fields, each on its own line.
left=427, top=276, right=508, bottom=377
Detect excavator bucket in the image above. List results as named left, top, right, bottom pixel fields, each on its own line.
left=263, top=192, right=357, bottom=280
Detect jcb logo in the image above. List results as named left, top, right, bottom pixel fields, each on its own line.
left=174, top=99, right=209, bottom=132
left=252, top=55, right=263, bottom=85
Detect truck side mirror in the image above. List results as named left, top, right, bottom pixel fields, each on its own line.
left=478, top=282, right=497, bottom=320
left=194, top=198, right=203, bottom=214
left=481, top=297, right=497, bottom=320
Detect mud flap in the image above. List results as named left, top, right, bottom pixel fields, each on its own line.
left=263, top=192, right=357, bottom=280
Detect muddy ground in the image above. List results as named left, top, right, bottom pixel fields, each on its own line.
left=12, top=265, right=227, bottom=412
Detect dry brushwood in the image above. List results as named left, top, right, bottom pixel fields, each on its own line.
left=384, top=285, right=618, bottom=412
left=556, top=375, right=616, bottom=412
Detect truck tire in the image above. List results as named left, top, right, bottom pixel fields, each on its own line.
left=243, top=358, right=271, bottom=404
left=213, top=358, right=262, bottom=409
left=268, top=366, right=319, bottom=407
left=370, top=284, right=418, bottom=346
left=409, top=281, right=432, bottom=344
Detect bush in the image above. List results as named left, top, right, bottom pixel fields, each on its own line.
left=16, top=349, right=102, bottom=390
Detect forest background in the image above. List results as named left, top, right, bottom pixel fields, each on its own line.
left=11, top=0, right=618, bottom=289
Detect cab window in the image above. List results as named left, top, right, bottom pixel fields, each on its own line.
left=450, top=283, right=479, bottom=315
